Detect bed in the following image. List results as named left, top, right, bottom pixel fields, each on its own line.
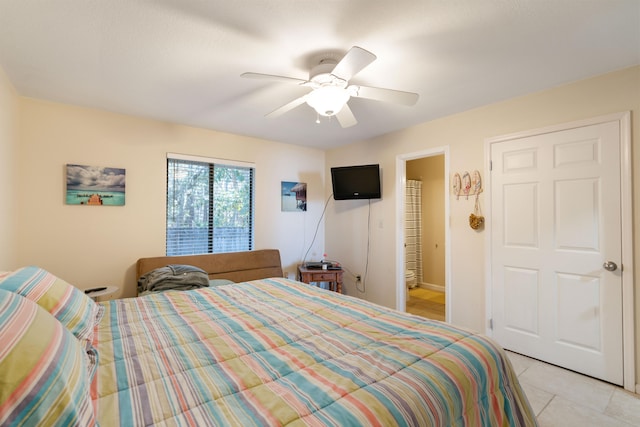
left=0, top=250, right=537, bottom=426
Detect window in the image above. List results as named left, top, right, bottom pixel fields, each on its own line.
left=166, top=154, right=254, bottom=255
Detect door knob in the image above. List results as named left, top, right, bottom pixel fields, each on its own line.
left=603, top=261, right=618, bottom=272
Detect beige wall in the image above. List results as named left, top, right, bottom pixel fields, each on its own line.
left=0, top=67, right=18, bottom=270
left=2, top=64, right=639, bottom=383
left=13, top=98, right=326, bottom=297
left=406, top=155, right=445, bottom=288
left=326, top=65, right=640, bottom=379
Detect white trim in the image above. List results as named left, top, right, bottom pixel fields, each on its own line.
left=481, top=111, right=630, bottom=144
left=619, top=111, right=635, bottom=393
left=484, top=111, right=635, bottom=392
left=167, top=152, right=256, bottom=168
left=484, top=139, right=493, bottom=336
left=396, top=147, right=451, bottom=323
left=418, top=282, right=446, bottom=292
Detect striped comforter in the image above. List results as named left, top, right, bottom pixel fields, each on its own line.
left=93, top=278, right=536, bottom=426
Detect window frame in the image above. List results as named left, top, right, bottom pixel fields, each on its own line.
left=166, top=152, right=255, bottom=256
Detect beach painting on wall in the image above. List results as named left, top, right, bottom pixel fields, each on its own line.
left=281, top=181, right=307, bottom=212
left=66, top=164, right=126, bottom=206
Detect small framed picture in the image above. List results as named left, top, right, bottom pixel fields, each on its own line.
left=281, top=181, right=306, bottom=212
left=66, top=164, right=126, bottom=206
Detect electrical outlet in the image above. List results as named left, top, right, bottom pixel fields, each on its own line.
left=356, top=275, right=362, bottom=282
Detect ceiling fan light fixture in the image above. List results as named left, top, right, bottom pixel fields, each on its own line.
left=306, top=86, right=350, bottom=117
left=243, top=46, right=418, bottom=128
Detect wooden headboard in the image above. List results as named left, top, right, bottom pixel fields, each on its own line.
left=136, top=249, right=283, bottom=283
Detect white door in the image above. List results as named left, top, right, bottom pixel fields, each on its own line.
left=490, top=120, right=623, bottom=385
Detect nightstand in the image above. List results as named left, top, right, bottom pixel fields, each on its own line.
left=297, top=265, right=343, bottom=293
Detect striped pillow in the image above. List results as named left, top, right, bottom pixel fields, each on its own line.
left=0, top=290, right=96, bottom=426
left=0, top=266, right=99, bottom=342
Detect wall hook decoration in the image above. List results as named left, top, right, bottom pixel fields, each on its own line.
left=453, top=170, right=483, bottom=200
left=462, top=171, right=472, bottom=199
left=472, top=170, right=482, bottom=195
left=469, top=193, right=484, bottom=230
left=452, top=173, right=462, bottom=200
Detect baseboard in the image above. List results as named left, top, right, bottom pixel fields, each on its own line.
left=418, top=282, right=445, bottom=293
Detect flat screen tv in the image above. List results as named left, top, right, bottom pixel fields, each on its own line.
left=331, top=164, right=381, bottom=200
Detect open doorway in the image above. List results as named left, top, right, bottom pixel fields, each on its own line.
left=405, top=155, right=446, bottom=320
left=395, top=147, right=450, bottom=322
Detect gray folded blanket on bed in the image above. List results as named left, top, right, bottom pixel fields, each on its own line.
left=137, top=264, right=210, bottom=295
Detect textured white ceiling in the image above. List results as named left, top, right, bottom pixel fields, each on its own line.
left=0, top=0, right=638, bottom=149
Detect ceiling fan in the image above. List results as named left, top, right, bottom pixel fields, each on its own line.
left=241, top=46, right=419, bottom=128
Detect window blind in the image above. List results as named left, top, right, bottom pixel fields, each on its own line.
left=166, top=156, right=254, bottom=255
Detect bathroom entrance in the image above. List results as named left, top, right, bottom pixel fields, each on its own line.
left=396, top=148, right=449, bottom=322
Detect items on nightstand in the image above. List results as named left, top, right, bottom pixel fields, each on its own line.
left=303, top=261, right=341, bottom=270
left=84, top=285, right=118, bottom=301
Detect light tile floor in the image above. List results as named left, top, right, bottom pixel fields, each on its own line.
left=506, top=351, right=640, bottom=426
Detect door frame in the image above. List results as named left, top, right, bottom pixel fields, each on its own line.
left=483, top=111, right=634, bottom=392
left=395, top=146, right=451, bottom=322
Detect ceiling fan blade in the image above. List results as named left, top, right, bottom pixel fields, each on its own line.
left=265, top=95, right=308, bottom=118
left=335, top=103, right=357, bottom=128
left=241, top=72, right=307, bottom=85
left=352, top=85, right=419, bottom=106
left=331, top=46, right=376, bottom=81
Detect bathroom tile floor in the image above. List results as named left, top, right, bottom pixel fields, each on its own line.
left=406, top=287, right=445, bottom=321
left=405, top=287, right=640, bottom=425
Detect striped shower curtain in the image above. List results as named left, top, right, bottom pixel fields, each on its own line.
left=405, top=180, right=423, bottom=284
